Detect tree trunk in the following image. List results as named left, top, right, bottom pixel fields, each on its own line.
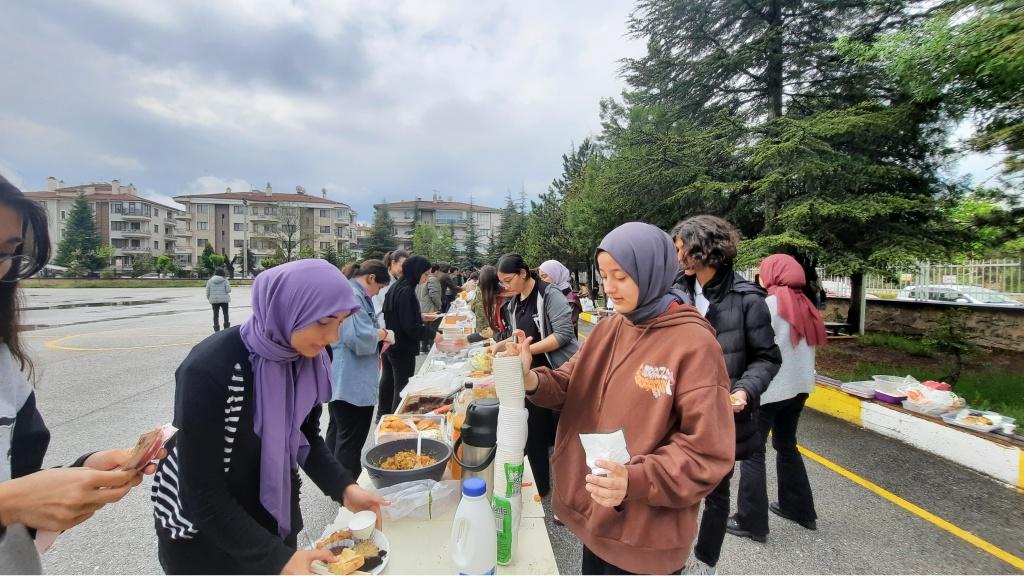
left=765, top=0, right=784, bottom=120
left=847, top=272, right=865, bottom=334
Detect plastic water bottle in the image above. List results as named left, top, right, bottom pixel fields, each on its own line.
left=451, top=477, right=497, bottom=575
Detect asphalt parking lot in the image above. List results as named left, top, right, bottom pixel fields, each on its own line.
left=20, top=288, right=1024, bottom=574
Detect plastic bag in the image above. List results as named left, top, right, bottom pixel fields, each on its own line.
left=401, top=367, right=465, bottom=398
left=373, top=479, right=461, bottom=521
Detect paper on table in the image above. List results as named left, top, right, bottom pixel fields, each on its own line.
left=579, top=429, right=630, bottom=476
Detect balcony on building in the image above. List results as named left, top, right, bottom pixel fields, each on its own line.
left=175, top=212, right=193, bottom=220
left=121, top=208, right=152, bottom=221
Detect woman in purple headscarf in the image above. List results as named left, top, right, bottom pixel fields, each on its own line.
left=153, top=259, right=388, bottom=575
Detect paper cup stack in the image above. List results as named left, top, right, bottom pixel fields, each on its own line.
left=490, top=356, right=528, bottom=565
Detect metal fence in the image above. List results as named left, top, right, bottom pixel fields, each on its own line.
left=739, top=259, right=1024, bottom=304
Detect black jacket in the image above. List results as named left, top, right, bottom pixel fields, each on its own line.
left=676, top=268, right=782, bottom=460
left=152, top=327, right=354, bottom=574
left=383, top=257, right=437, bottom=355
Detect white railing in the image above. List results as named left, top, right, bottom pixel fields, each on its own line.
left=741, top=259, right=1024, bottom=303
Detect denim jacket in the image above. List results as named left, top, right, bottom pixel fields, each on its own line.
left=330, top=280, right=381, bottom=406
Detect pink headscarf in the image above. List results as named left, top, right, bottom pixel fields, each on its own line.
left=760, top=254, right=827, bottom=347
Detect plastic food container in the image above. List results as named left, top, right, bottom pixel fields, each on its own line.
left=840, top=381, right=876, bottom=399
left=874, top=384, right=908, bottom=404
left=901, top=399, right=960, bottom=417
left=374, top=414, right=445, bottom=445
left=873, top=375, right=911, bottom=387
left=941, top=409, right=1004, bottom=433
left=397, top=394, right=454, bottom=415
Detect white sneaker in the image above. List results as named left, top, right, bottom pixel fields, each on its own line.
left=681, top=557, right=717, bottom=575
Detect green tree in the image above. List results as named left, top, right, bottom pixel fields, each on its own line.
left=198, top=244, right=216, bottom=275
left=364, top=208, right=397, bottom=260
left=209, top=254, right=226, bottom=270
left=95, top=244, right=114, bottom=272
left=276, top=205, right=302, bottom=260
left=434, top=225, right=457, bottom=265
left=412, top=223, right=438, bottom=260
left=131, top=254, right=155, bottom=278
left=848, top=0, right=1024, bottom=177
left=463, top=199, right=482, bottom=269
left=490, top=191, right=527, bottom=261
left=297, top=245, right=317, bottom=260
left=54, top=194, right=104, bottom=271
left=338, top=242, right=354, bottom=265
left=320, top=244, right=341, bottom=267
left=154, top=255, right=173, bottom=278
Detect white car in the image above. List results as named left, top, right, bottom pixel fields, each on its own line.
left=897, top=284, right=1023, bottom=307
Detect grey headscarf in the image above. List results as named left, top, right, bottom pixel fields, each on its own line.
left=597, top=222, right=685, bottom=325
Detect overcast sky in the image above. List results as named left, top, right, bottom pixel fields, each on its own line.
left=0, top=1, right=1002, bottom=222
left=0, top=0, right=645, bottom=219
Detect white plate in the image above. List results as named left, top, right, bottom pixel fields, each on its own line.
left=311, top=529, right=391, bottom=575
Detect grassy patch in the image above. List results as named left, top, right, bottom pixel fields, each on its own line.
left=22, top=278, right=252, bottom=288
left=856, top=333, right=936, bottom=357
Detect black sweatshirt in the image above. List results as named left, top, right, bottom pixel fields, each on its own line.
left=151, top=327, right=355, bottom=574
left=383, top=280, right=436, bottom=355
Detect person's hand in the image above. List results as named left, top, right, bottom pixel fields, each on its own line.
left=479, top=327, right=494, bottom=340
left=281, top=549, right=335, bottom=575
left=586, top=461, right=628, bottom=508
left=377, top=328, right=388, bottom=342
left=731, top=389, right=749, bottom=413
left=516, top=334, right=540, bottom=392
left=85, top=448, right=167, bottom=475
left=0, top=467, right=139, bottom=531
left=343, top=485, right=390, bottom=530
left=434, top=332, right=444, bottom=344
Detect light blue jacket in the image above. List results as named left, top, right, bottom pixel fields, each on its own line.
left=330, top=279, right=381, bottom=406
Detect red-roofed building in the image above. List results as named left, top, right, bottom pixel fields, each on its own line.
left=373, top=194, right=501, bottom=254
left=173, top=183, right=356, bottom=272
left=27, top=177, right=184, bottom=272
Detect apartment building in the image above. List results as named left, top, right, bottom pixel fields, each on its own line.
left=374, top=195, right=502, bottom=254
left=26, top=177, right=182, bottom=271
left=350, top=223, right=373, bottom=260
left=172, top=183, right=356, bottom=272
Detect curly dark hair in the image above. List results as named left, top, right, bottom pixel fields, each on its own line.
left=670, top=215, right=739, bottom=269
left=1, top=174, right=52, bottom=380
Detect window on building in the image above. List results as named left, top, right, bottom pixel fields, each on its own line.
left=110, top=203, right=124, bottom=214
left=196, top=204, right=210, bottom=214
left=198, top=239, right=208, bottom=248
left=319, top=209, right=331, bottom=218
left=335, top=210, right=346, bottom=220
left=130, top=239, right=142, bottom=248
left=234, top=239, right=244, bottom=248
left=111, top=221, right=125, bottom=231
left=234, top=205, right=246, bottom=214
left=197, top=222, right=209, bottom=230
left=320, top=242, right=330, bottom=250
left=320, top=226, right=331, bottom=233
left=234, top=223, right=247, bottom=231
left=154, top=241, right=159, bottom=249
left=154, top=209, right=160, bottom=217
left=154, top=225, right=159, bottom=233
left=60, top=211, right=66, bottom=220
left=265, top=206, right=276, bottom=216
left=112, top=239, right=127, bottom=248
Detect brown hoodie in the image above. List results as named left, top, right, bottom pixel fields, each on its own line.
left=529, top=303, right=735, bottom=574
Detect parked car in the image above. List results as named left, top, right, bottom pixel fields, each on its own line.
left=821, top=280, right=880, bottom=300
left=896, top=284, right=1024, bottom=307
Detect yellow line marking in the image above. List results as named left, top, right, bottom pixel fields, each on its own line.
left=798, top=443, right=1024, bottom=571
left=45, top=325, right=204, bottom=352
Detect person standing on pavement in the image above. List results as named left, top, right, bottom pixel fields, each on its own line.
left=0, top=175, right=160, bottom=574
left=418, top=264, right=443, bottom=354
left=382, top=256, right=437, bottom=413
left=152, top=259, right=387, bottom=575
left=374, top=250, right=407, bottom=420
left=539, top=259, right=582, bottom=336
left=466, top=265, right=507, bottom=343
left=728, top=254, right=825, bottom=542
left=516, top=222, right=735, bottom=575
left=436, top=264, right=463, bottom=312
left=327, top=260, right=393, bottom=477
left=671, top=215, right=781, bottom=575
left=206, top=267, right=231, bottom=332
left=495, top=254, right=578, bottom=498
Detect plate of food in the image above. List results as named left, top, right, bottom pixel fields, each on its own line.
left=943, top=408, right=1003, bottom=433
left=311, top=528, right=390, bottom=575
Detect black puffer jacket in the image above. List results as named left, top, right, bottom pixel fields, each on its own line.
left=676, top=267, right=782, bottom=460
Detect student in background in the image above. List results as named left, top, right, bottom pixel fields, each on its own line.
left=539, top=259, right=582, bottom=336
left=418, top=264, right=443, bottom=354
left=206, top=267, right=232, bottom=332
left=382, top=256, right=437, bottom=413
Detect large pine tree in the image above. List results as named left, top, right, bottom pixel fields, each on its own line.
left=363, top=208, right=397, bottom=260
left=463, top=198, right=482, bottom=269
left=54, top=193, right=104, bottom=271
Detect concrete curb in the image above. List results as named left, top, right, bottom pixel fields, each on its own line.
left=579, top=312, right=599, bottom=325
left=807, top=379, right=1024, bottom=490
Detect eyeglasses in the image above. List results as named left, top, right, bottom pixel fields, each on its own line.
left=0, top=254, right=35, bottom=282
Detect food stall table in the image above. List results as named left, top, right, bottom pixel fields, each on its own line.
left=327, top=459, right=558, bottom=575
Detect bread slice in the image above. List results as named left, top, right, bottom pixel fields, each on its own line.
left=316, top=529, right=353, bottom=550
left=327, top=548, right=365, bottom=575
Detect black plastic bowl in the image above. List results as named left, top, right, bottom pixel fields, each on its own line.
left=362, top=438, right=452, bottom=488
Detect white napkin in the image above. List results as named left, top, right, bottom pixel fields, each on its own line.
left=579, top=429, right=630, bottom=476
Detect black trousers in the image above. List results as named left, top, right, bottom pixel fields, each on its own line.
left=211, top=303, right=229, bottom=329
left=693, top=466, right=734, bottom=567
left=525, top=401, right=557, bottom=498
left=734, top=393, right=817, bottom=534
left=326, top=400, right=375, bottom=478
left=380, top=349, right=417, bottom=414
left=581, top=545, right=683, bottom=575
left=377, top=353, right=395, bottom=422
